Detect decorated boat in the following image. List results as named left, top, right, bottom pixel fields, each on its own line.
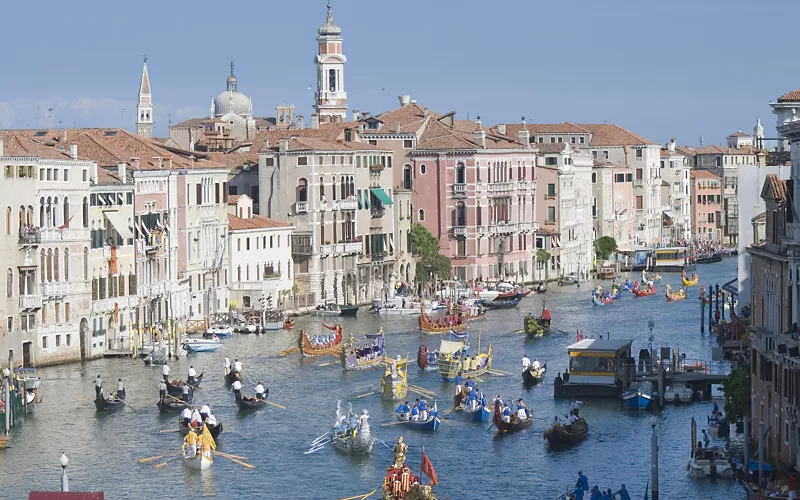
left=493, top=399, right=533, bottom=434
left=395, top=403, right=441, bottom=432
left=681, top=270, right=699, bottom=287
left=632, top=280, right=656, bottom=297
left=665, top=284, right=687, bottom=301
left=438, top=333, right=492, bottom=382
left=609, top=286, right=623, bottom=300
left=183, top=338, right=222, bottom=353
left=381, top=356, right=409, bottom=401
left=618, top=279, right=634, bottom=292
left=299, top=326, right=343, bottom=357
left=591, top=293, right=613, bottom=306
left=543, top=417, right=588, bottom=446
left=94, top=390, right=126, bottom=411
left=621, top=381, right=654, bottom=410
left=381, top=437, right=437, bottom=500
left=417, top=344, right=439, bottom=372
left=283, top=318, right=295, bottom=329
left=331, top=401, right=375, bottom=455
left=522, top=363, right=547, bottom=385
left=166, top=374, right=203, bottom=396
left=524, top=306, right=551, bottom=338
left=418, top=306, right=468, bottom=335
left=204, top=323, right=232, bottom=338
left=341, top=330, right=385, bottom=371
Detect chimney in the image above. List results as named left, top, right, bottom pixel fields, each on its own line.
left=131, top=157, right=141, bottom=170
left=91, top=162, right=98, bottom=185
left=623, top=145, right=631, bottom=166
left=153, top=156, right=163, bottom=169
left=398, top=95, right=411, bottom=108
left=757, top=150, right=766, bottom=167
left=296, top=115, right=304, bottom=129
left=668, top=138, right=676, bottom=154
left=0, top=138, right=4, bottom=157
left=189, top=155, right=195, bottom=169
left=353, top=109, right=360, bottom=121
left=279, top=138, right=289, bottom=152
left=263, top=139, right=270, bottom=150
left=518, top=128, right=530, bottom=148
left=164, top=155, right=173, bottom=170
left=497, top=124, right=506, bottom=135
left=311, top=113, right=320, bottom=129
left=69, top=142, right=78, bottom=160
left=60, top=130, right=67, bottom=142
left=473, top=117, right=486, bottom=149
left=117, top=161, right=127, bottom=184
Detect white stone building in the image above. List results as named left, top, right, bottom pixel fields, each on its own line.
left=659, top=139, right=691, bottom=244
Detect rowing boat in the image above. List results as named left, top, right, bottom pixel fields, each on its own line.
left=94, top=391, right=126, bottom=411
left=299, top=327, right=343, bottom=357
left=522, top=363, right=547, bottom=385
left=381, top=356, right=409, bottom=401
left=157, top=395, right=191, bottom=413
left=183, top=450, right=212, bottom=470
left=235, top=391, right=269, bottom=411
left=493, top=400, right=532, bottom=434
left=341, top=330, right=385, bottom=370
left=543, top=418, right=589, bottom=446
left=166, top=373, right=203, bottom=395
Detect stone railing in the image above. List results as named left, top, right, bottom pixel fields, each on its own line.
left=296, top=201, right=308, bottom=213
left=19, top=295, right=42, bottom=310
left=453, top=226, right=467, bottom=237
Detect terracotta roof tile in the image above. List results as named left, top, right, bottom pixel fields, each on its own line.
left=675, top=145, right=697, bottom=157
left=363, top=103, right=436, bottom=135
left=778, top=89, right=800, bottom=103
left=765, top=173, right=788, bottom=202
left=577, top=124, right=657, bottom=146
left=227, top=213, right=291, bottom=231
left=690, top=169, right=720, bottom=179
left=416, top=117, right=527, bottom=151
left=0, top=134, right=73, bottom=160
left=694, top=144, right=756, bottom=155
left=729, top=131, right=751, bottom=137
left=227, top=195, right=241, bottom=204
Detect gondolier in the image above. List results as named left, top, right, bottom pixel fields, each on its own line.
left=255, top=381, right=266, bottom=400
left=200, top=404, right=210, bottom=421
left=181, top=407, right=192, bottom=427
left=224, top=357, right=231, bottom=375
left=162, top=363, right=170, bottom=382
left=233, top=359, right=243, bottom=374
left=232, top=379, right=243, bottom=400
left=187, top=366, right=197, bottom=385
left=116, top=379, right=125, bottom=400
left=158, top=380, right=167, bottom=402
left=522, top=355, right=530, bottom=370
left=182, top=383, right=191, bottom=402
left=571, top=400, right=582, bottom=417
left=94, top=374, right=102, bottom=399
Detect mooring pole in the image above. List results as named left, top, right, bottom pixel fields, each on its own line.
left=701, top=297, right=705, bottom=333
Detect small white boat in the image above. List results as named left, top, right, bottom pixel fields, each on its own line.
left=687, top=446, right=734, bottom=479
left=664, top=383, right=695, bottom=404
left=476, top=290, right=501, bottom=301
left=204, top=324, right=232, bottom=338
left=371, top=298, right=424, bottom=315
left=183, top=449, right=213, bottom=470
left=184, top=338, right=222, bottom=353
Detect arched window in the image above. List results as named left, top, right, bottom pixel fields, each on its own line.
left=455, top=162, right=465, bottom=184
left=83, top=247, right=89, bottom=280
left=82, top=197, right=89, bottom=228
left=6, top=268, right=12, bottom=298
left=420, top=164, right=427, bottom=175
left=270, top=235, right=274, bottom=248
left=332, top=176, right=337, bottom=201
left=456, top=201, right=466, bottom=226
left=340, top=177, right=346, bottom=199
left=53, top=248, right=60, bottom=281
left=40, top=250, right=46, bottom=283
left=64, top=248, right=70, bottom=280
left=27, top=205, right=33, bottom=226
left=591, top=172, right=597, bottom=183
left=319, top=176, right=325, bottom=201
left=349, top=176, right=354, bottom=198
left=418, top=209, right=425, bottom=221
left=46, top=249, right=53, bottom=281
left=296, top=178, right=308, bottom=203
left=403, top=165, right=413, bottom=189
left=237, top=265, right=241, bottom=282
left=5, top=207, right=10, bottom=235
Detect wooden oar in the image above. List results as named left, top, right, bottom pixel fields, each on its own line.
left=159, top=429, right=179, bottom=433
left=360, top=489, right=379, bottom=500
left=215, top=451, right=248, bottom=460
left=318, top=361, right=336, bottom=367
left=512, top=329, right=525, bottom=334
left=155, top=456, right=181, bottom=468
left=266, top=401, right=286, bottom=410
left=350, top=392, right=375, bottom=400
left=112, top=396, right=137, bottom=412
left=216, top=453, right=255, bottom=469
left=279, top=347, right=300, bottom=356
left=227, top=428, right=249, bottom=439
left=380, top=420, right=408, bottom=427
left=340, top=489, right=378, bottom=500
left=488, top=369, right=512, bottom=375
left=311, top=431, right=331, bottom=445
left=408, top=385, right=436, bottom=395
left=139, top=453, right=174, bottom=463
left=165, top=394, right=192, bottom=407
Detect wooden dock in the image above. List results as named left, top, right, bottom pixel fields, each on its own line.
left=103, top=349, right=132, bottom=359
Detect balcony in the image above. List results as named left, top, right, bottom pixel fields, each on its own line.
left=292, top=235, right=313, bottom=256
left=296, top=201, right=308, bottom=214
left=335, top=241, right=362, bottom=255
left=453, top=226, right=467, bottom=238
left=337, top=199, right=358, bottom=211
left=369, top=164, right=385, bottom=173
left=137, top=282, right=165, bottom=298
left=452, top=184, right=467, bottom=198
left=19, top=295, right=42, bottom=310
left=320, top=244, right=332, bottom=256
left=371, top=207, right=385, bottom=218
left=518, top=222, right=533, bottom=232
left=18, top=229, right=41, bottom=245
left=488, top=182, right=514, bottom=196
left=199, top=205, right=217, bottom=220
left=40, top=227, right=90, bottom=243
left=477, top=226, right=486, bottom=237
left=724, top=188, right=736, bottom=196
left=633, top=179, right=644, bottom=187
left=489, top=223, right=517, bottom=235
left=42, top=282, right=70, bottom=296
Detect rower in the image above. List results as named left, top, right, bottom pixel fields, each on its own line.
left=570, top=400, right=582, bottom=417
left=576, top=471, right=589, bottom=491
left=200, top=404, right=210, bottom=421
left=206, top=413, right=218, bottom=428
left=590, top=486, right=601, bottom=500
left=232, top=379, right=243, bottom=401
left=468, top=387, right=477, bottom=409
left=410, top=404, right=420, bottom=422
left=190, top=408, right=202, bottom=427
left=401, top=401, right=411, bottom=419
left=181, top=382, right=191, bottom=402
left=162, top=363, right=171, bottom=382
left=532, top=358, right=541, bottom=371
left=566, top=413, right=578, bottom=425
left=419, top=398, right=428, bottom=421
left=224, top=357, right=231, bottom=375
left=94, top=374, right=103, bottom=400
left=465, top=377, right=475, bottom=390
left=116, top=378, right=125, bottom=400
left=454, top=372, right=464, bottom=395
left=183, top=429, right=198, bottom=458
left=614, top=485, right=631, bottom=500
left=255, top=381, right=266, bottom=400
left=187, top=365, right=197, bottom=385
left=233, top=359, right=243, bottom=374
left=501, top=405, right=511, bottom=423
left=158, top=379, right=167, bottom=402
left=181, top=407, right=192, bottom=427
left=517, top=399, right=530, bottom=419
left=522, top=354, right=531, bottom=370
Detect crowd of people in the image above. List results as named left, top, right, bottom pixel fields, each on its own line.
left=569, top=471, right=631, bottom=500
left=309, top=332, right=339, bottom=347
left=497, top=396, right=530, bottom=423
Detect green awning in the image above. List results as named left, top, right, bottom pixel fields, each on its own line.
left=370, top=188, right=393, bottom=205
left=365, top=191, right=370, bottom=209
left=357, top=191, right=363, bottom=209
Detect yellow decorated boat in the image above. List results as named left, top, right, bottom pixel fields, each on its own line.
left=419, top=305, right=468, bottom=335
left=299, top=325, right=343, bottom=357
left=681, top=271, right=699, bottom=287
left=381, top=356, right=409, bottom=401
left=437, top=330, right=492, bottom=381
left=665, top=284, right=687, bottom=301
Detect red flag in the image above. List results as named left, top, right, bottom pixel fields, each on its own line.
left=576, top=329, right=582, bottom=342
left=58, top=212, right=74, bottom=230
left=421, top=451, right=438, bottom=486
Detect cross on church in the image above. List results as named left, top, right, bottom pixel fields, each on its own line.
left=230, top=59, right=235, bottom=75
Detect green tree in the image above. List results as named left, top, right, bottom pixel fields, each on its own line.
left=536, top=249, right=551, bottom=282
left=410, top=223, right=451, bottom=282
left=594, top=236, right=618, bottom=260
left=722, top=365, right=751, bottom=422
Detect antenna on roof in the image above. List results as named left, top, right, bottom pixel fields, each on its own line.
left=36, top=105, right=40, bottom=129
left=47, top=108, right=53, bottom=129
left=699, top=136, right=704, bottom=147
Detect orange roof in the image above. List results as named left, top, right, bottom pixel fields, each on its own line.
left=363, top=103, right=436, bottom=135
left=0, top=134, right=74, bottom=160
left=765, top=174, right=787, bottom=202
left=694, top=144, right=756, bottom=155
left=778, top=89, right=800, bottom=103
left=227, top=195, right=241, bottom=204
left=576, top=124, right=657, bottom=146
left=690, top=169, right=720, bottom=179
left=227, top=213, right=290, bottom=231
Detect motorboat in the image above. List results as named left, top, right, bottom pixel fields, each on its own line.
left=664, top=382, right=694, bottom=404
left=708, top=413, right=729, bottom=437
left=204, top=324, right=232, bottom=338
left=370, top=297, right=424, bottom=315
left=143, top=349, right=168, bottom=366
left=314, top=301, right=359, bottom=316
left=621, top=381, right=655, bottom=410
left=687, top=446, right=735, bottom=479
left=184, top=338, right=222, bottom=353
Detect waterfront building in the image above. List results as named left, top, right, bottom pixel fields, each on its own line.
left=770, top=90, right=800, bottom=151
left=694, top=141, right=759, bottom=245
left=226, top=194, right=294, bottom=312
left=689, top=170, right=723, bottom=243
left=0, top=134, right=94, bottom=366
left=660, top=139, right=692, bottom=244
left=590, top=159, right=636, bottom=254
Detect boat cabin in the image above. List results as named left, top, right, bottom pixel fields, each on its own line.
left=556, top=338, right=632, bottom=398
left=653, top=247, right=695, bottom=272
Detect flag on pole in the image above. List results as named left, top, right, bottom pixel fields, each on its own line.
left=58, top=212, right=74, bottom=230
left=576, top=329, right=584, bottom=342
left=420, top=450, right=438, bottom=486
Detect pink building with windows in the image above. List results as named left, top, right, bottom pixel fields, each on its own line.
left=411, top=115, right=538, bottom=282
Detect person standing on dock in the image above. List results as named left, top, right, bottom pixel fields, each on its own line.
left=94, top=375, right=102, bottom=400
left=158, top=380, right=167, bottom=402
left=116, top=379, right=125, bottom=400
left=162, top=363, right=170, bottom=382
left=187, top=366, right=197, bottom=385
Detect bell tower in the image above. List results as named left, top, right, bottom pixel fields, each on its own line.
left=137, top=58, right=153, bottom=138
left=314, top=3, right=347, bottom=123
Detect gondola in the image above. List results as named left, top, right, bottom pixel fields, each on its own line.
left=94, top=390, right=126, bottom=411
left=166, top=373, right=204, bottom=395
left=341, top=330, right=385, bottom=371
left=224, top=369, right=243, bottom=387
left=493, top=400, right=532, bottom=434
left=157, top=395, right=192, bottom=413
left=695, top=253, right=722, bottom=264
left=179, top=419, right=223, bottom=441
left=543, top=417, right=589, bottom=446
left=522, top=363, right=547, bottom=385
left=235, top=391, right=269, bottom=411
left=182, top=450, right=213, bottom=471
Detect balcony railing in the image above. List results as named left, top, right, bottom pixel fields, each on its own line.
left=296, top=201, right=308, bottom=213
left=371, top=207, right=385, bottom=218
left=477, top=226, right=486, bottom=236
left=320, top=244, right=332, bottom=256
left=334, top=242, right=362, bottom=255
left=19, top=295, right=42, bottom=310
left=42, top=282, right=70, bottom=296
left=518, top=222, right=532, bottom=232
left=489, top=223, right=517, bottom=235
left=40, top=227, right=90, bottom=243
left=18, top=230, right=41, bottom=245
left=337, top=199, right=358, bottom=210
left=453, top=226, right=467, bottom=237
left=488, top=182, right=514, bottom=196
left=633, top=179, right=644, bottom=187
left=452, top=184, right=467, bottom=198
left=724, top=188, right=736, bottom=196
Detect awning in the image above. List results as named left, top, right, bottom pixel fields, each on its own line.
left=104, top=210, right=133, bottom=239
left=722, top=278, right=738, bottom=295
left=357, top=191, right=363, bottom=209
left=370, top=188, right=393, bottom=205
left=439, top=340, right=464, bottom=355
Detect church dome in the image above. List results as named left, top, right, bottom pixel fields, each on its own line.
left=318, top=3, right=341, bottom=36
left=214, top=90, right=251, bottom=118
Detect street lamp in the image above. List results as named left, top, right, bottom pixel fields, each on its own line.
left=649, top=416, right=659, bottom=500
left=60, top=452, right=69, bottom=492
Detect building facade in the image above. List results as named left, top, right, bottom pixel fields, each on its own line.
left=689, top=170, right=722, bottom=243
left=660, top=139, right=691, bottom=244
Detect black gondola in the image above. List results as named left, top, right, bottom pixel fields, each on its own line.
left=94, top=390, right=126, bottom=411
left=493, top=400, right=533, bottom=434
left=224, top=369, right=243, bottom=387
left=157, top=394, right=192, bottom=413
left=179, top=420, right=223, bottom=440
left=235, top=389, right=269, bottom=411
left=166, top=373, right=204, bottom=395
left=522, top=363, right=547, bottom=385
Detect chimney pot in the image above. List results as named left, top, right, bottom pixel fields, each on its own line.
left=473, top=129, right=487, bottom=149
left=311, top=113, right=320, bottom=129
left=60, top=130, right=67, bottom=142
left=117, top=161, right=127, bottom=184
left=164, top=155, right=173, bottom=170
left=398, top=96, right=411, bottom=107
left=497, top=124, right=506, bottom=135
left=69, top=142, right=78, bottom=160
left=263, top=139, right=270, bottom=150
left=296, top=115, right=304, bottom=129
left=152, top=156, right=163, bottom=169
left=279, top=138, right=289, bottom=152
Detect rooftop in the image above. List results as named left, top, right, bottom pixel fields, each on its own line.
left=577, top=124, right=657, bottom=147
left=778, top=89, right=800, bottom=103
left=227, top=213, right=291, bottom=231
left=567, top=338, right=633, bottom=352
left=690, top=169, right=720, bottom=179
left=694, top=144, right=756, bottom=155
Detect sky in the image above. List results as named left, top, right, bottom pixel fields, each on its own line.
left=1, top=0, right=798, bottom=147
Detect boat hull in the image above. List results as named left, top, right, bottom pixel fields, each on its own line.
left=94, top=393, right=126, bottom=411
left=331, top=431, right=375, bottom=454
left=183, top=453, right=212, bottom=470
left=438, top=347, right=493, bottom=381
left=396, top=414, right=440, bottom=431
left=463, top=405, right=492, bottom=422
left=543, top=419, right=589, bottom=446
left=166, top=374, right=203, bottom=395
left=184, top=341, right=221, bottom=353
left=522, top=365, right=546, bottom=385
left=622, top=392, right=653, bottom=410
left=495, top=416, right=532, bottom=434
left=235, top=394, right=268, bottom=411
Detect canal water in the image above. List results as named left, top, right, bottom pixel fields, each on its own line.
left=0, top=260, right=747, bottom=499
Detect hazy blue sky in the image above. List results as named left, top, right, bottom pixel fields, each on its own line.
left=1, top=0, right=796, bottom=147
